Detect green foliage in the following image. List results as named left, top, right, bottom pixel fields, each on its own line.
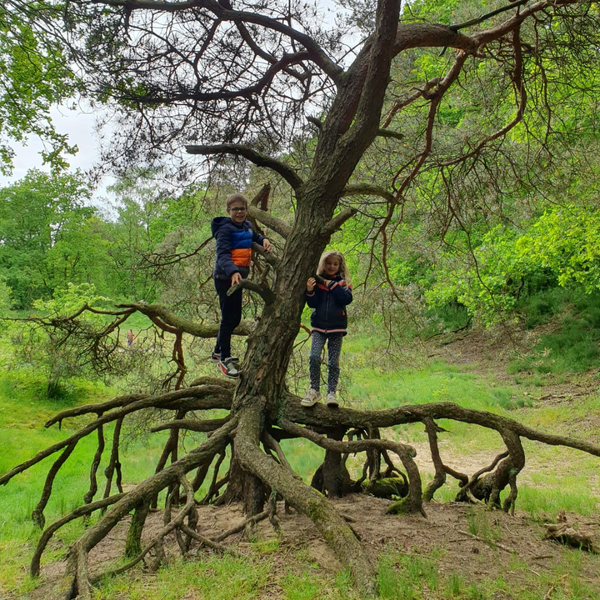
left=0, top=2, right=79, bottom=173
left=10, top=283, right=112, bottom=397
left=517, top=206, right=600, bottom=293
left=0, top=169, right=95, bottom=308
left=0, top=275, right=13, bottom=316
left=424, top=203, right=600, bottom=329
left=510, top=289, right=600, bottom=375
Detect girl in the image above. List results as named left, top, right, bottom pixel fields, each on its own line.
left=302, top=250, right=352, bottom=408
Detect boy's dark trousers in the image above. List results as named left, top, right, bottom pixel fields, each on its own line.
left=214, top=277, right=243, bottom=360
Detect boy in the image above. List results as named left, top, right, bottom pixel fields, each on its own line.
left=211, top=193, right=272, bottom=377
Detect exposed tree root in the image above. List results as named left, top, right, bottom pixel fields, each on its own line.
left=56, top=419, right=237, bottom=599
left=236, top=405, right=378, bottom=597
left=4, top=382, right=600, bottom=599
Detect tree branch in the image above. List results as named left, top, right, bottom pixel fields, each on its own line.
left=321, top=208, right=358, bottom=237
left=93, top=0, right=344, bottom=81
left=248, top=208, right=291, bottom=239
left=227, top=279, right=275, bottom=305
left=450, top=0, right=530, bottom=32
left=186, top=143, right=303, bottom=190
left=342, top=184, right=396, bottom=203
left=116, top=302, right=254, bottom=338
left=284, top=399, right=600, bottom=459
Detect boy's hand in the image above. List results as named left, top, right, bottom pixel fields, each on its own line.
left=262, top=239, right=273, bottom=253
left=231, top=272, right=242, bottom=286
left=306, top=277, right=316, bottom=292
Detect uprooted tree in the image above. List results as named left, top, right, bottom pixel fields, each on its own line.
left=3, top=0, right=600, bottom=597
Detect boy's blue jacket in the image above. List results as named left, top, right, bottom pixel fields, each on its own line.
left=211, top=217, right=265, bottom=280
left=305, top=275, right=353, bottom=334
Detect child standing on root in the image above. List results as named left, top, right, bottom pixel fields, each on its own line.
left=302, top=250, right=353, bottom=408
left=211, top=193, right=272, bottom=378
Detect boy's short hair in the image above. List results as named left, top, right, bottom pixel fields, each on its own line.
left=226, top=193, right=249, bottom=209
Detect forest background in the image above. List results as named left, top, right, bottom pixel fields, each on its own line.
left=1, top=0, right=600, bottom=598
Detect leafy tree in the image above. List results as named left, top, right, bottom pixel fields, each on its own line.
left=0, top=2, right=79, bottom=173
left=11, top=283, right=113, bottom=398
left=3, top=2, right=600, bottom=598
left=0, top=169, right=94, bottom=308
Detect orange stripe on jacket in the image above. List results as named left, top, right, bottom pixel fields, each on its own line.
left=231, top=247, right=252, bottom=267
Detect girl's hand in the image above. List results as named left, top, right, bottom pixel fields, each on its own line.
left=262, top=239, right=273, bottom=253
left=306, top=277, right=316, bottom=292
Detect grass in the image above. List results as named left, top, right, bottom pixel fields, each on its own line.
left=466, top=508, right=502, bottom=545
left=377, top=547, right=600, bottom=600
left=510, top=288, right=600, bottom=375
left=378, top=551, right=439, bottom=599
left=0, top=369, right=173, bottom=595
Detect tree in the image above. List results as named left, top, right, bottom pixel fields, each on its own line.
left=0, top=169, right=95, bottom=308
left=0, top=2, right=79, bottom=173
left=2, top=1, right=600, bottom=598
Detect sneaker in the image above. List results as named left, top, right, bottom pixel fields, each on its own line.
left=301, top=389, right=321, bottom=407
left=211, top=353, right=239, bottom=364
left=326, top=393, right=339, bottom=408
left=219, top=358, right=240, bottom=378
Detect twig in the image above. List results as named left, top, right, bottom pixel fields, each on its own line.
left=457, top=529, right=513, bottom=553
left=180, top=525, right=243, bottom=557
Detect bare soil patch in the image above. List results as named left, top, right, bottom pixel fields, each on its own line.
left=24, top=495, right=600, bottom=600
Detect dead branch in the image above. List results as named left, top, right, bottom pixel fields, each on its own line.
left=180, top=524, right=243, bottom=557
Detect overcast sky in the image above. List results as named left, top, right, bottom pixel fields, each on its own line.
left=0, top=104, right=105, bottom=189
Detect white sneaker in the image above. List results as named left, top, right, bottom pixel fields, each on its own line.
left=219, top=358, right=240, bottom=378
left=301, top=389, right=321, bottom=407
left=326, top=393, right=339, bottom=408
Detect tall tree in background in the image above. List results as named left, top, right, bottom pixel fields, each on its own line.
left=3, top=1, right=600, bottom=597
left=0, top=170, right=94, bottom=307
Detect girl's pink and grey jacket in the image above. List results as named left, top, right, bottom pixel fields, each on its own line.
left=211, top=217, right=265, bottom=280
left=305, top=275, right=353, bottom=335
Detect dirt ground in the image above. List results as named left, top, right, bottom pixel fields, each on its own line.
left=28, top=495, right=600, bottom=600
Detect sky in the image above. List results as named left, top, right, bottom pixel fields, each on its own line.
left=0, top=104, right=107, bottom=192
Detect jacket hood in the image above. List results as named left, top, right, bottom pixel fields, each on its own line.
left=211, top=216, right=232, bottom=236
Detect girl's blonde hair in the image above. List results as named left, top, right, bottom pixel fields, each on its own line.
left=317, top=251, right=352, bottom=285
